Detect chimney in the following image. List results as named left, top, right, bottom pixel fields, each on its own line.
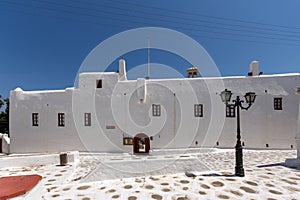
left=118, top=59, right=127, bottom=81
left=248, top=61, right=262, bottom=76
left=186, top=66, right=199, bottom=78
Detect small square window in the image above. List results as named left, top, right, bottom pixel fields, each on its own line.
left=96, top=79, right=102, bottom=88
left=32, top=113, right=39, bottom=126
left=84, top=113, right=91, bottom=126
left=226, top=104, right=235, bottom=117
left=123, top=137, right=133, bottom=145
left=194, top=104, right=203, bottom=117
left=58, top=113, right=65, bottom=127
left=152, top=104, right=161, bottom=117
left=274, top=97, right=282, bottom=110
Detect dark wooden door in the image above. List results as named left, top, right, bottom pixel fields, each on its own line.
left=133, top=135, right=150, bottom=154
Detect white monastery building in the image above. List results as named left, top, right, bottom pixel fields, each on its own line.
left=9, top=60, right=300, bottom=154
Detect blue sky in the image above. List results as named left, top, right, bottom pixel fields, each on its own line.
left=0, top=0, right=300, bottom=98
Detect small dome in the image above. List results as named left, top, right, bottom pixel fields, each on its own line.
left=14, top=87, right=23, bottom=92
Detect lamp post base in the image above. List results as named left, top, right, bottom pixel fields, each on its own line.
left=235, top=166, right=245, bottom=177
left=235, top=145, right=245, bottom=177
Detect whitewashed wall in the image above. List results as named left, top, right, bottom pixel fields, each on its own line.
left=9, top=72, right=300, bottom=153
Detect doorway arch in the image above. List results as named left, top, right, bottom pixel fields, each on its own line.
left=133, top=133, right=150, bottom=154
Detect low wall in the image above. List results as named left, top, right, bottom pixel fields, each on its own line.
left=0, top=151, right=79, bottom=168
left=1, top=134, right=10, bottom=154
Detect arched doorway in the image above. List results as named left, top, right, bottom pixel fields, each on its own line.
left=133, top=133, right=150, bottom=154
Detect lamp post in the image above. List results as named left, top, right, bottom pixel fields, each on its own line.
left=220, top=89, right=256, bottom=177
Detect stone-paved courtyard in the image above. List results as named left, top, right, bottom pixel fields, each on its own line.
left=0, top=149, right=299, bottom=199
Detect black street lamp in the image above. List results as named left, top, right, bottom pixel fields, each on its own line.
left=220, top=89, right=256, bottom=177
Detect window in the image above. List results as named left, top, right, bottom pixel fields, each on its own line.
left=58, top=113, right=65, bottom=127
left=32, top=113, right=39, bottom=126
left=106, top=125, right=115, bottom=129
left=226, top=104, right=235, bottom=117
left=194, top=104, right=203, bottom=117
left=152, top=104, right=161, bottom=117
left=84, top=113, right=91, bottom=126
left=123, top=137, right=133, bottom=145
left=274, top=97, right=282, bottom=110
left=96, top=79, right=102, bottom=88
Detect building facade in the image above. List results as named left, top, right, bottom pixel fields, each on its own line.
left=9, top=60, right=300, bottom=153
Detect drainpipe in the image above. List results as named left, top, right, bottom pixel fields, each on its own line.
left=173, top=93, right=176, bottom=148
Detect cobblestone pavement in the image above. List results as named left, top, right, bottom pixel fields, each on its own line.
left=0, top=149, right=299, bottom=199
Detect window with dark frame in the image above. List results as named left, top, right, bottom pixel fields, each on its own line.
left=152, top=104, right=161, bottom=117
left=123, top=137, right=133, bottom=145
left=58, top=113, right=65, bottom=127
left=226, top=104, right=235, bottom=117
left=274, top=97, right=282, bottom=110
left=84, top=113, right=91, bottom=126
left=32, top=113, right=39, bottom=126
left=194, top=104, right=203, bottom=117
left=96, top=79, right=102, bottom=88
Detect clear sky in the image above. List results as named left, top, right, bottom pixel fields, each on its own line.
left=0, top=0, right=300, bottom=98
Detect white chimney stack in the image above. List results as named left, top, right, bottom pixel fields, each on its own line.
left=118, top=59, right=127, bottom=81
left=248, top=61, right=261, bottom=76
